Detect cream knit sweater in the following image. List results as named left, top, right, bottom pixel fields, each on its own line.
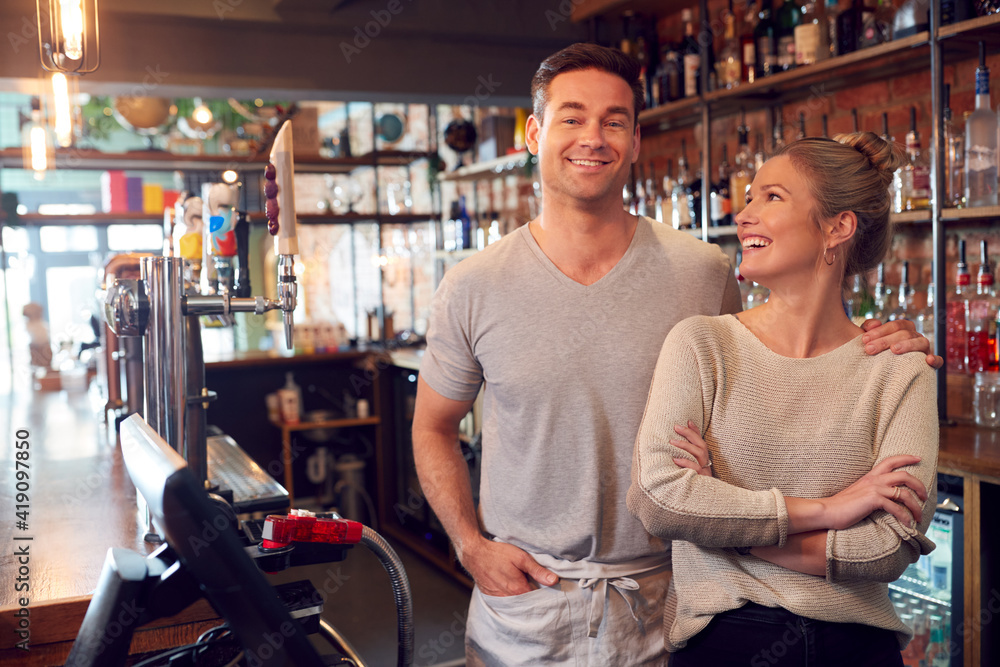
left=627, top=314, right=939, bottom=651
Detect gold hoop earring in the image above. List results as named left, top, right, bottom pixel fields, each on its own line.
left=824, top=249, right=836, bottom=266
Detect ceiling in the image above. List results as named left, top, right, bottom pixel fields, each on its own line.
left=0, top=0, right=587, bottom=105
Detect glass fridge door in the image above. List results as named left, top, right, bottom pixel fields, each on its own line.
left=890, top=473, right=964, bottom=667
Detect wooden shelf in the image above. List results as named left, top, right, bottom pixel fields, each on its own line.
left=570, top=0, right=690, bottom=22
left=891, top=210, right=933, bottom=224
left=638, top=96, right=702, bottom=133
left=437, top=150, right=532, bottom=182
left=0, top=148, right=434, bottom=173
left=278, top=416, right=380, bottom=432
left=938, top=12, right=1000, bottom=53
left=942, top=205, right=1000, bottom=221
left=701, top=32, right=931, bottom=119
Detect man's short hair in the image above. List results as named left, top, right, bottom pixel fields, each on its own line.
left=530, top=42, right=645, bottom=128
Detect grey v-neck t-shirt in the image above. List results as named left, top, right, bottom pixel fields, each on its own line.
left=421, top=217, right=742, bottom=563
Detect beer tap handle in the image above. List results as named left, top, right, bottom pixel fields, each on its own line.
left=233, top=211, right=251, bottom=298
left=268, top=121, right=299, bottom=350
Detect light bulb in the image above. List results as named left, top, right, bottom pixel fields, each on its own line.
left=192, top=99, right=213, bottom=125
left=30, top=124, right=48, bottom=174
left=59, top=0, right=85, bottom=61
left=221, top=169, right=239, bottom=184
left=52, top=73, right=73, bottom=147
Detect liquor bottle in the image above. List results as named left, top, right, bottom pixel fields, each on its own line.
left=645, top=162, right=659, bottom=221
left=772, top=107, right=787, bottom=153
left=894, top=0, right=930, bottom=38
left=635, top=30, right=653, bottom=109
left=775, top=0, right=802, bottom=72
left=445, top=200, right=460, bottom=251
left=796, top=111, right=807, bottom=140
left=967, top=240, right=999, bottom=373
left=712, top=144, right=733, bottom=226
left=836, top=0, right=867, bottom=56
left=881, top=112, right=903, bottom=214
left=821, top=113, right=829, bottom=137
left=889, top=261, right=912, bottom=321
left=846, top=274, right=875, bottom=324
left=458, top=196, right=474, bottom=250
left=690, top=154, right=704, bottom=229
left=731, top=114, right=755, bottom=217
left=916, top=269, right=935, bottom=349
left=681, top=9, right=702, bottom=97
left=925, top=615, right=949, bottom=667
left=754, top=131, right=767, bottom=172
left=717, top=0, right=742, bottom=89
left=635, top=164, right=648, bottom=217
left=946, top=239, right=972, bottom=373
left=867, top=263, right=893, bottom=320
left=826, top=0, right=841, bottom=58
left=672, top=141, right=694, bottom=229
left=741, top=0, right=759, bottom=84
left=661, top=158, right=676, bottom=224
left=965, top=42, right=999, bottom=207
left=902, top=107, right=931, bottom=211
left=655, top=44, right=683, bottom=105
left=941, top=0, right=975, bottom=26
left=944, top=83, right=966, bottom=208
left=858, top=0, right=894, bottom=48
left=619, top=10, right=636, bottom=57
left=755, top=0, right=778, bottom=78
left=795, top=0, right=828, bottom=66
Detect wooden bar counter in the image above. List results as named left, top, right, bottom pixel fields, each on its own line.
left=2, top=380, right=998, bottom=665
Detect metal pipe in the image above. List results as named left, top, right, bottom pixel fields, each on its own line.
left=184, top=315, right=207, bottom=487
left=184, top=295, right=280, bottom=316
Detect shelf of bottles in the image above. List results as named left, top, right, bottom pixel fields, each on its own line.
left=437, top=150, right=532, bottom=182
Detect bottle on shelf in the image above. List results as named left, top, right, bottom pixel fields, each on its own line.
left=634, top=28, right=653, bottom=109
left=881, top=112, right=903, bottom=214
left=893, top=0, right=930, bottom=39
left=916, top=267, right=935, bottom=349
left=821, top=113, right=829, bottom=138
left=965, top=41, right=998, bottom=208
left=925, top=614, right=949, bottom=667
left=711, top=144, right=733, bottom=226
left=619, top=10, right=636, bottom=57
left=943, top=83, right=966, bottom=208
left=661, top=158, right=676, bottom=225
left=690, top=153, right=705, bottom=229
left=889, top=260, right=912, bottom=321
left=645, top=162, right=660, bottom=222
left=902, top=106, right=931, bottom=211
left=457, top=195, right=474, bottom=250
left=741, top=0, right=759, bottom=84
left=967, top=240, right=998, bottom=373
left=771, top=107, right=787, bottom=153
left=754, top=131, right=767, bottom=172
left=795, top=0, right=828, bottom=66
left=653, top=43, right=683, bottom=106
left=717, top=0, right=742, bottom=89
left=858, top=0, right=894, bottom=48
left=635, top=163, right=648, bottom=217
left=846, top=274, right=875, bottom=324
left=796, top=111, right=807, bottom=140
left=946, top=239, right=972, bottom=373
left=672, top=140, right=694, bottom=229
left=755, top=0, right=779, bottom=78
left=825, top=0, right=841, bottom=58
left=867, top=263, right=893, bottom=320
left=681, top=8, right=703, bottom=97
left=444, top=200, right=460, bottom=251
left=775, top=0, right=802, bottom=72
left=836, top=0, right=867, bottom=57
left=731, top=112, right=755, bottom=217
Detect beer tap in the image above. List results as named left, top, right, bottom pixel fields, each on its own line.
left=266, top=120, right=299, bottom=350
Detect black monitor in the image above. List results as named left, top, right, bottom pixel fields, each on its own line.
left=67, top=414, right=324, bottom=666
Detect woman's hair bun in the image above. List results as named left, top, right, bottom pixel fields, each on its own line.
left=832, top=131, right=905, bottom=187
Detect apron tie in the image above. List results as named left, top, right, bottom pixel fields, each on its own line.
left=579, top=576, right=642, bottom=638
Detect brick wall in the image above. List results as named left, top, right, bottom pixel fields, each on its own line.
left=635, top=0, right=1000, bottom=294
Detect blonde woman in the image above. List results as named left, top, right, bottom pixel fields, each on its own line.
left=628, top=133, right=938, bottom=667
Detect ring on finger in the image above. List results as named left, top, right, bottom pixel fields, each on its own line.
left=892, top=486, right=901, bottom=501
left=702, top=458, right=713, bottom=469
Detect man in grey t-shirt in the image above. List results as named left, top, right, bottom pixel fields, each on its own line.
left=412, top=43, right=934, bottom=666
